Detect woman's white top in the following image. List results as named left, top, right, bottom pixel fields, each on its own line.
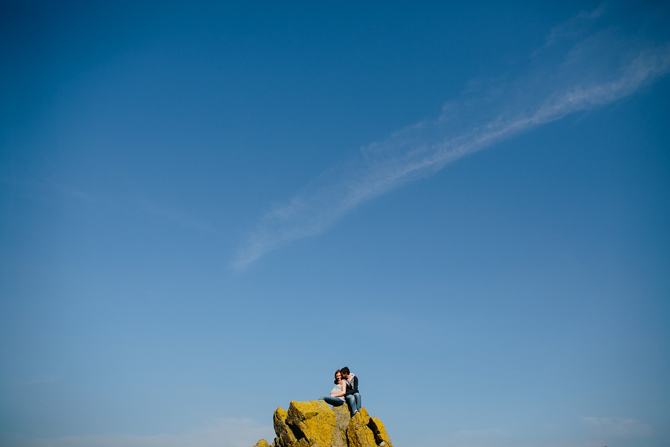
left=330, top=382, right=345, bottom=401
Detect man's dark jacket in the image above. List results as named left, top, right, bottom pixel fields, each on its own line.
left=345, top=375, right=359, bottom=396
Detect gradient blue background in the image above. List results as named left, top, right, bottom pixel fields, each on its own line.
left=1, top=1, right=669, bottom=447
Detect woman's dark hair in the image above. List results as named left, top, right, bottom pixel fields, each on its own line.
left=341, top=366, right=350, bottom=376
left=334, top=369, right=342, bottom=384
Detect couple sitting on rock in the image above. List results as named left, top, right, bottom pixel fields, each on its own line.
left=319, top=366, right=362, bottom=415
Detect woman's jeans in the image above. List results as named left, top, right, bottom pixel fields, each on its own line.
left=345, top=393, right=362, bottom=413
left=319, top=396, right=344, bottom=406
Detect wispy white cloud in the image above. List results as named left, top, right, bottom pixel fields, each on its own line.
left=50, top=183, right=101, bottom=204
left=1, top=170, right=224, bottom=237
left=17, top=375, right=61, bottom=387
left=455, top=427, right=511, bottom=438
left=582, top=416, right=653, bottom=437
left=2, top=418, right=274, bottom=447
left=408, top=415, right=655, bottom=447
left=232, top=8, right=670, bottom=270
left=543, top=3, right=606, bottom=48
left=137, top=194, right=225, bottom=237
left=43, top=177, right=225, bottom=237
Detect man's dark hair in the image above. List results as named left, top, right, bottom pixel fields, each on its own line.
left=341, top=366, right=350, bottom=375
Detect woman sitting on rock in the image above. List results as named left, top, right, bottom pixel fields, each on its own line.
left=319, top=369, right=346, bottom=407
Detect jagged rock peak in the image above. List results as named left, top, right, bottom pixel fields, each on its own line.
left=253, top=400, right=393, bottom=447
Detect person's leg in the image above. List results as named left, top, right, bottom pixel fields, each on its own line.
left=322, top=397, right=344, bottom=406
left=345, top=394, right=356, bottom=413
left=354, top=393, right=362, bottom=411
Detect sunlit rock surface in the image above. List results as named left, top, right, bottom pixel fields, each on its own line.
left=257, top=400, right=393, bottom=447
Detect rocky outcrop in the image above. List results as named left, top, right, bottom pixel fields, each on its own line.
left=257, top=401, right=392, bottom=447
left=346, top=408, right=377, bottom=447
left=330, top=405, right=350, bottom=447
left=287, top=400, right=335, bottom=447
left=369, top=416, right=392, bottom=447
left=274, top=406, right=305, bottom=447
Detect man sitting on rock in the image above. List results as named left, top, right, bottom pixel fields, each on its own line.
left=341, top=366, right=361, bottom=415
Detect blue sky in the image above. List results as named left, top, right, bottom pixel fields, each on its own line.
left=1, top=1, right=669, bottom=447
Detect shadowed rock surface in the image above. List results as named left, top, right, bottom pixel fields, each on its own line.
left=256, top=401, right=393, bottom=447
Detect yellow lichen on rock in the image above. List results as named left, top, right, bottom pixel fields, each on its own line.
left=346, top=408, right=376, bottom=447
left=286, top=400, right=336, bottom=447
left=369, top=417, right=393, bottom=447
left=256, top=400, right=392, bottom=447
left=274, top=407, right=298, bottom=447
left=330, top=404, right=351, bottom=447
